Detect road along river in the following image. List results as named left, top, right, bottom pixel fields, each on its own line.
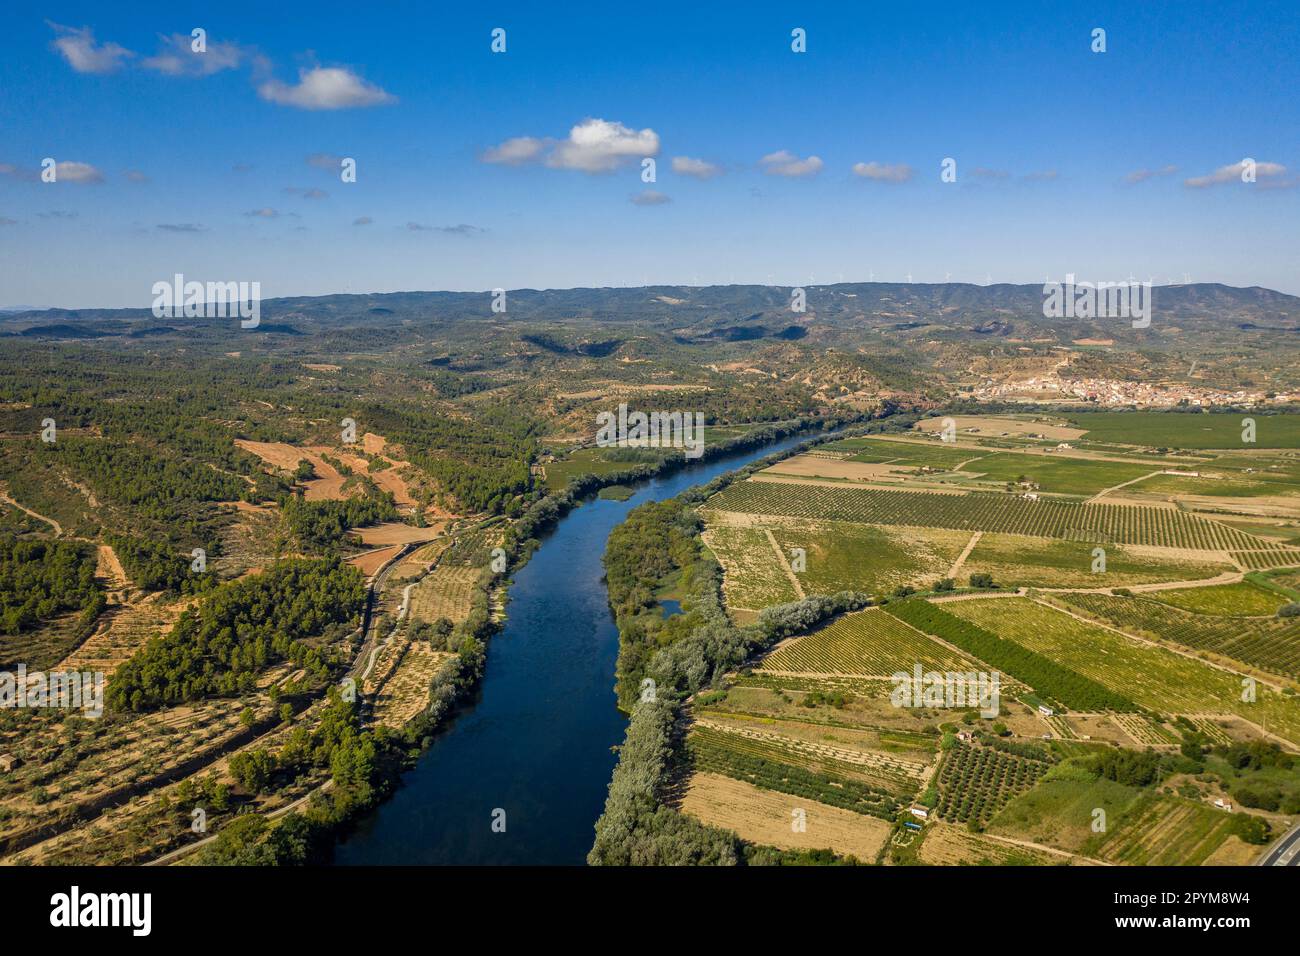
left=335, top=432, right=811, bottom=865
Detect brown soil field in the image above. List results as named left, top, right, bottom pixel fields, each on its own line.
left=95, top=544, right=129, bottom=590
left=371, top=642, right=456, bottom=727
left=917, top=822, right=1079, bottom=865
left=58, top=592, right=193, bottom=678
left=915, top=416, right=1087, bottom=441
left=347, top=545, right=402, bottom=577
left=679, top=772, right=890, bottom=861
left=353, top=522, right=444, bottom=546
left=762, top=454, right=917, bottom=482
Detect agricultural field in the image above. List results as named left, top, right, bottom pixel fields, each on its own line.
left=934, top=741, right=1053, bottom=828
left=705, top=481, right=1275, bottom=550
left=956, top=452, right=1157, bottom=497
left=759, top=608, right=980, bottom=678
left=1151, top=581, right=1289, bottom=616
left=1054, top=591, right=1300, bottom=679
left=943, top=598, right=1300, bottom=744
left=1065, top=412, right=1300, bottom=449
left=961, top=533, right=1231, bottom=589
left=679, top=771, right=892, bottom=862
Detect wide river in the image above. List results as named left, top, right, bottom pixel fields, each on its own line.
left=336, top=432, right=811, bottom=865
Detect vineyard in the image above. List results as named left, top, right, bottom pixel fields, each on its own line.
left=935, top=742, right=1053, bottom=827
left=1087, top=794, right=1240, bottom=866
left=686, top=723, right=904, bottom=818
left=1152, top=581, right=1288, bottom=616
left=1056, top=591, right=1300, bottom=679
left=885, top=599, right=1139, bottom=712
left=945, top=598, right=1300, bottom=744
left=760, top=608, right=979, bottom=677
left=706, top=481, right=1277, bottom=550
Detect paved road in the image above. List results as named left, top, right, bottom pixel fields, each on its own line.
left=1258, top=822, right=1300, bottom=866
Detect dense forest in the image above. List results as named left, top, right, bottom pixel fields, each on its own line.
left=109, top=558, right=366, bottom=711
left=0, top=534, right=101, bottom=634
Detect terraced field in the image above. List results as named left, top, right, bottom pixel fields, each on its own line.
left=1057, top=591, right=1300, bottom=679
left=945, top=598, right=1300, bottom=744
left=707, top=481, right=1275, bottom=550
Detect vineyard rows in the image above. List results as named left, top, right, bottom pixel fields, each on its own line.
left=709, top=482, right=1277, bottom=550
left=1058, top=592, right=1300, bottom=679
left=760, top=608, right=977, bottom=676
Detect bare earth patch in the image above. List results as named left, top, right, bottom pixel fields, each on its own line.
left=679, top=771, right=890, bottom=861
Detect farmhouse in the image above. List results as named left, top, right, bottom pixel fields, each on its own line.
left=1038, top=704, right=1055, bottom=716
left=1022, top=492, right=1039, bottom=501
left=909, top=805, right=930, bottom=820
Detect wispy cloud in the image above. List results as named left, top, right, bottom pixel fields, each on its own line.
left=851, top=161, right=913, bottom=183
left=630, top=190, right=671, bottom=206
left=760, top=151, right=823, bottom=178
left=0, top=217, right=18, bottom=226
left=353, top=216, right=373, bottom=226
left=671, top=156, right=722, bottom=180
left=1184, top=160, right=1287, bottom=188
left=407, top=222, right=482, bottom=235
left=1020, top=169, right=1058, bottom=182
left=38, top=210, right=78, bottom=219
left=284, top=186, right=329, bottom=200
left=1124, top=164, right=1177, bottom=184
left=156, top=223, right=206, bottom=233
left=306, top=153, right=344, bottom=170
left=123, top=169, right=149, bottom=183
left=53, top=162, right=104, bottom=184
left=482, top=119, right=659, bottom=174
left=244, top=208, right=282, bottom=218
left=47, top=22, right=134, bottom=74
left=970, top=167, right=1010, bottom=180
left=142, top=33, right=245, bottom=76
left=258, top=66, right=395, bottom=110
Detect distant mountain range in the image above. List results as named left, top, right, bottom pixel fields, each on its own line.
left=2, top=282, right=1297, bottom=348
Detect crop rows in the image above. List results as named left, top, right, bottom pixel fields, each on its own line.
left=708, top=482, right=1272, bottom=550
left=760, top=608, right=977, bottom=676
left=935, top=743, right=1049, bottom=827
left=688, top=725, right=902, bottom=819
left=886, top=599, right=1139, bottom=712
left=1059, top=592, right=1300, bottom=679
left=1232, top=550, right=1300, bottom=570
left=1112, top=713, right=1179, bottom=746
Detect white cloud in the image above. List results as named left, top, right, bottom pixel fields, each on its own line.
left=483, top=119, right=658, bottom=174
left=284, top=186, right=329, bottom=199
left=547, top=119, right=659, bottom=173
left=1124, top=165, right=1177, bottom=184
left=482, top=137, right=547, bottom=166
left=258, top=67, right=395, bottom=110
left=245, top=208, right=281, bottom=218
left=671, top=156, right=721, bottom=180
left=1184, top=160, right=1286, bottom=188
left=760, top=150, right=823, bottom=178
left=630, top=190, right=672, bottom=206
left=142, top=33, right=244, bottom=76
left=47, top=22, right=134, bottom=74
left=54, top=162, right=104, bottom=184
left=851, top=161, right=913, bottom=183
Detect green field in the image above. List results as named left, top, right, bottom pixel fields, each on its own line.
left=944, top=598, right=1300, bottom=743
left=1056, top=591, right=1300, bottom=679
left=706, top=481, right=1277, bottom=550
left=962, top=533, right=1230, bottom=589
left=760, top=607, right=979, bottom=676
left=958, top=452, right=1156, bottom=496
left=1152, top=581, right=1288, bottom=616
left=1068, top=412, right=1300, bottom=450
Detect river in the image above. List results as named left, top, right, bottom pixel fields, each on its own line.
left=335, top=431, right=812, bottom=865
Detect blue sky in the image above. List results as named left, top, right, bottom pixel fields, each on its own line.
left=1, top=1, right=1297, bottom=307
